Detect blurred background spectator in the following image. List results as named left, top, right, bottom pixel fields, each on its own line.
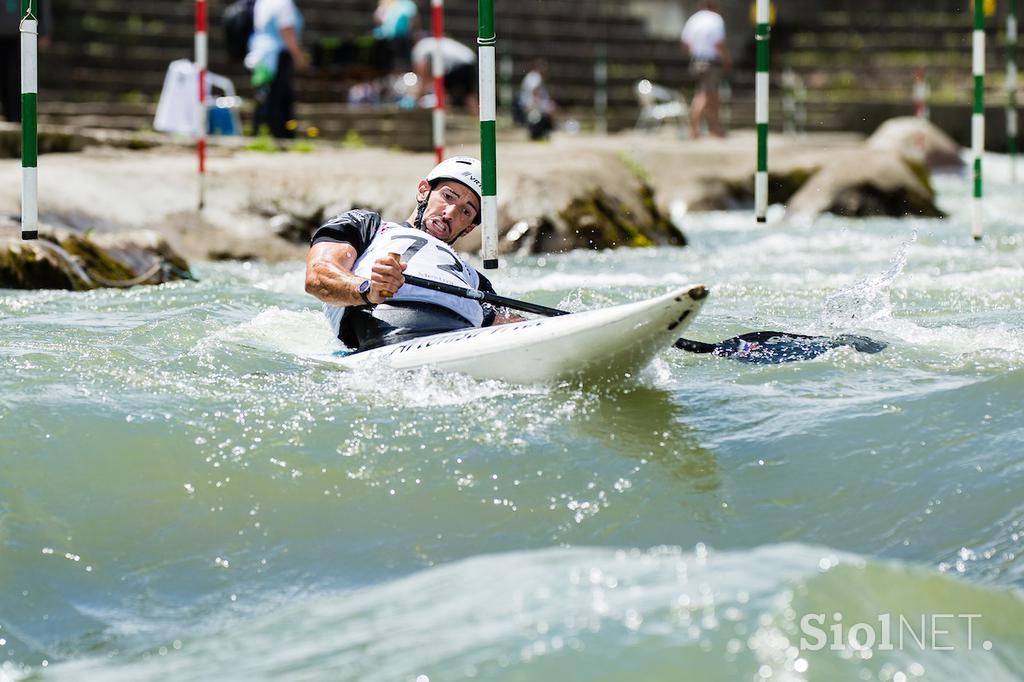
left=372, top=0, right=419, bottom=71
left=411, top=35, right=478, bottom=113
left=516, top=59, right=557, bottom=140
left=246, top=0, right=307, bottom=138
left=680, top=0, right=731, bottom=138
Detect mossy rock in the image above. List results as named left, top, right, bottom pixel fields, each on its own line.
left=637, top=183, right=687, bottom=247
left=770, top=167, right=819, bottom=204
left=787, top=148, right=945, bottom=219
left=710, top=167, right=819, bottom=210
left=558, top=184, right=685, bottom=250
left=827, top=183, right=945, bottom=218
left=58, top=233, right=138, bottom=284
left=0, top=226, right=195, bottom=290
left=901, top=158, right=935, bottom=198
left=0, top=239, right=88, bottom=290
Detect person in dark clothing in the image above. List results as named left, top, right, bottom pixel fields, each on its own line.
left=255, top=50, right=295, bottom=137
left=245, top=0, right=306, bottom=138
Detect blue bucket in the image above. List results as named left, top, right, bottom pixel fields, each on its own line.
left=208, top=105, right=239, bottom=136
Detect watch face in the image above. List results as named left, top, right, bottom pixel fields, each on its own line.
left=359, top=279, right=371, bottom=294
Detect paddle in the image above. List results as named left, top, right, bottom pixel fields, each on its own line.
left=397, top=275, right=887, bottom=364
left=384, top=252, right=568, bottom=317
left=401, top=273, right=570, bottom=317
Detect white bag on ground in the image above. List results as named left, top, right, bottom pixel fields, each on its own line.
left=154, top=59, right=242, bottom=136
left=154, top=59, right=202, bottom=135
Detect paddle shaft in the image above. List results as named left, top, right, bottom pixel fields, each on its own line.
left=402, top=273, right=569, bottom=317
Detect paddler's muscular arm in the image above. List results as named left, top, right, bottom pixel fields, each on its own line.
left=304, top=242, right=405, bottom=306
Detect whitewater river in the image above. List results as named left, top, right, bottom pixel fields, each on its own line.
left=2, top=160, right=1023, bottom=681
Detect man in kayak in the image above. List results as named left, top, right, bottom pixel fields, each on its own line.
left=305, top=156, right=520, bottom=351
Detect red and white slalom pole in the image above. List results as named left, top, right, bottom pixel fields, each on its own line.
left=431, top=0, right=445, bottom=163
left=195, top=0, right=207, bottom=210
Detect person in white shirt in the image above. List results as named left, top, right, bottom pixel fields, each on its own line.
left=411, top=36, right=478, bottom=113
left=245, top=0, right=307, bottom=138
left=680, top=1, right=731, bottom=138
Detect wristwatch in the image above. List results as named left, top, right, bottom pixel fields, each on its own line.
left=357, top=278, right=373, bottom=305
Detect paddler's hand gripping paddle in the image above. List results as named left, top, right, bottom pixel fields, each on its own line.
left=380, top=252, right=402, bottom=299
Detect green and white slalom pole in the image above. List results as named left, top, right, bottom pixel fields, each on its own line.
left=478, top=0, right=498, bottom=269
left=1008, top=0, right=1018, bottom=183
left=972, top=0, right=986, bottom=241
left=20, top=0, right=38, bottom=240
left=755, top=0, right=770, bottom=223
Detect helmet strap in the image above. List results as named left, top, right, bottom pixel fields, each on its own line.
left=413, top=190, right=432, bottom=230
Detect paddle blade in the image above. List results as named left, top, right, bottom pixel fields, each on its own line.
left=673, top=337, right=717, bottom=353
left=677, top=331, right=887, bottom=364
left=833, top=334, right=888, bottom=354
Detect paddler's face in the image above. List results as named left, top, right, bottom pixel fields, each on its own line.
left=417, top=179, right=480, bottom=243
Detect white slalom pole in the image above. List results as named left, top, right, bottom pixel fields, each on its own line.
left=20, top=0, right=38, bottom=240
left=754, top=0, right=770, bottom=223
left=972, top=0, right=985, bottom=241
left=431, top=0, right=445, bottom=164
left=196, top=0, right=207, bottom=211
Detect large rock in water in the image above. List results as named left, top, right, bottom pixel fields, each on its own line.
left=0, top=221, right=194, bottom=290
left=867, top=116, right=964, bottom=171
left=785, top=148, right=944, bottom=219
left=447, top=146, right=687, bottom=255
left=506, top=182, right=686, bottom=254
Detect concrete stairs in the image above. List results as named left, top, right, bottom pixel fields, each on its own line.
left=33, top=0, right=1019, bottom=149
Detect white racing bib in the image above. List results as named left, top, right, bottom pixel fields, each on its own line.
left=352, top=224, right=483, bottom=326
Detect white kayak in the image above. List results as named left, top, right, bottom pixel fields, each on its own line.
left=320, top=285, right=708, bottom=384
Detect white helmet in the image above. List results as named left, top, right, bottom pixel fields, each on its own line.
left=425, top=156, right=483, bottom=203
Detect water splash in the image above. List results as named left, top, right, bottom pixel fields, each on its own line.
left=821, top=231, right=917, bottom=329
